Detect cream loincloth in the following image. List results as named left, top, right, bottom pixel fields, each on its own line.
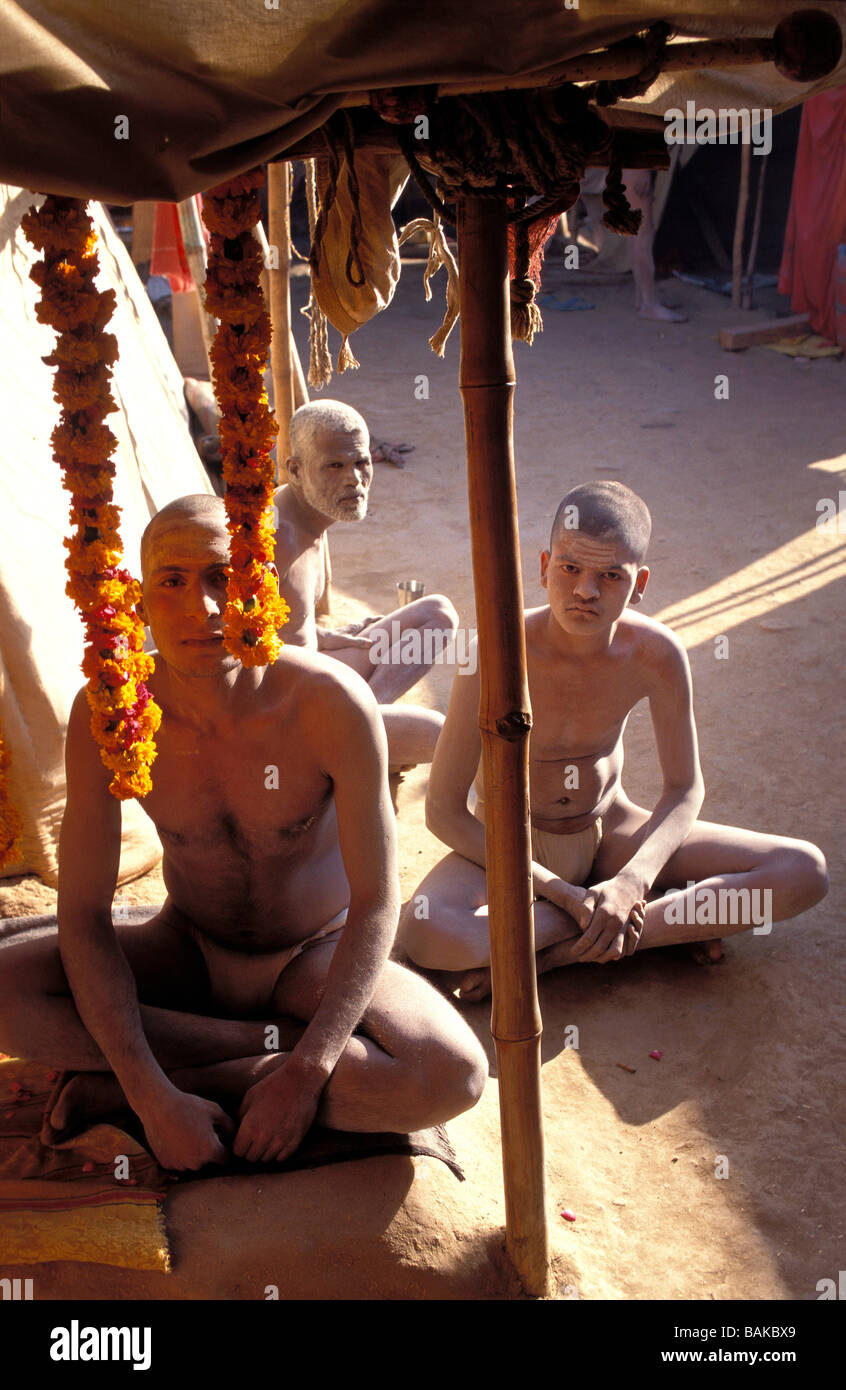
left=473, top=790, right=601, bottom=888
left=530, top=819, right=602, bottom=887
left=187, top=908, right=348, bottom=1017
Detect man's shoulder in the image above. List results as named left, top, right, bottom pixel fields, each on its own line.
left=272, top=644, right=376, bottom=715
left=618, top=610, right=688, bottom=670
left=272, top=489, right=315, bottom=563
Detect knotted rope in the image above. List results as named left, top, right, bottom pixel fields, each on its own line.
left=306, top=22, right=671, bottom=346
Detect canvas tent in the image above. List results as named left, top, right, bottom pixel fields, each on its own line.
left=0, top=186, right=214, bottom=886
left=1, top=3, right=845, bottom=203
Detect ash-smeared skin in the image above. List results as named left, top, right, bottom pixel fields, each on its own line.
left=0, top=501, right=487, bottom=1170
left=401, top=512, right=828, bottom=1002
left=272, top=415, right=453, bottom=763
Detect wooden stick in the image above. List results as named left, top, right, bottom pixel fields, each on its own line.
left=291, top=329, right=309, bottom=410
left=742, top=153, right=769, bottom=311
left=267, top=161, right=295, bottom=478
left=457, top=194, right=550, bottom=1298
left=176, top=197, right=215, bottom=374
left=338, top=36, right=782, bottom=101
left=732, top=143, right=751, bottom=311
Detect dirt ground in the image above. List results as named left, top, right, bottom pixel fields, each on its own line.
left=3, top=249, right=844, bottom=1300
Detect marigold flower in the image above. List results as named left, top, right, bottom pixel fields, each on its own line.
left=24, top=194, right=161, bottom=801
left=200, top=170, right=290, bottom=665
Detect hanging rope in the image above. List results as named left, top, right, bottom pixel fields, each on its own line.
left=591, top=21, right=671, bottom=108
left=398, top=211, right=460, bottom=355
left=374, top=22, right=671, bottom=340
left=303, top=157, right=333, bottom=387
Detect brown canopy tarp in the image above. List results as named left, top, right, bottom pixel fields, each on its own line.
left=1, top=1, right=845, bottom=201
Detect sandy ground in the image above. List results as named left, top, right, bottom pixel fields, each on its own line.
left=2, top=250, right=844, bottom=1300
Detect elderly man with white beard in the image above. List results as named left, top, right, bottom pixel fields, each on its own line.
left=273, top=400, right=458, bottom=770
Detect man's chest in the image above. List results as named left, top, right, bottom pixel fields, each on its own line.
left=143, top=729, right=331, bottom=856
left=526, top=651, right=646, bottom=756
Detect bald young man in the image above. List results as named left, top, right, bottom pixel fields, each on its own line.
left=0, top=496, right=486, bottom=1170
left=401, top=481, right=828, bottom=1001
left=273, top=400, right=459, bottom=769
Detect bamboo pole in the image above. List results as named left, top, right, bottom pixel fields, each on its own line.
left=176, top=197, right=215, bottom=374
left=742, top=153, right=769, bottom=312
left=267, top=161, right=295, bottom=477
left=456, top=194, right=550, bottom=1298
left=731, top=142, right=751, bottom=311
left=291, top=329, right=309, bottom=409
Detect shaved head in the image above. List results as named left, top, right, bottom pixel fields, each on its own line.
left=551, top=481, right=652, bottom=565
left=286, top=399, right=373, bottom=523
left=140, top=495, right=227, bottom=579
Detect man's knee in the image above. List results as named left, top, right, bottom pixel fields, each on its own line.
left=0, top=930, right=62, bottom=1003
left=399, top=901, right=487, bottom=972
left=783, top=840, right=829, bottom=908
left=415, top=1025, right=488, bottom=1121
left=419, top=594, right=458, bottom=634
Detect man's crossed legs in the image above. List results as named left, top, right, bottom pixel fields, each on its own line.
left=400, top=794, right=828, bottom=1001
left=0, top=908, right=487, bottom=1162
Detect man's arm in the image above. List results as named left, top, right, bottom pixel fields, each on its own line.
left=57, top=689, right=230, bottom=1168
left=295, top=675, right=399, bottom=1076
left=620, top=630, right=705, bottom=892
left=571, top=628, right=705, bottom=961
left=233, top=669, right=400, bottom=1162
left=425, top=639, right=583, bottom=913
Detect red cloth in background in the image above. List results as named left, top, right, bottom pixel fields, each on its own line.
left=779, top=87, right=846, bottom=343
left=150, top=198, right=206, bottom=293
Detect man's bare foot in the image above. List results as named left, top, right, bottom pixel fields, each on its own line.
left=457, top=968, right=492, bottom=1004
left=687, top=938, right=725, bottom=965
left=457, top=933, right=586, bottom=1002
left=48, top=1054, right=290, bottom=1140
left=638, top=301, right=688, bottom=323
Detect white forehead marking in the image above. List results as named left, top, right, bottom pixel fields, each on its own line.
left=554, top=533, right=629, bottom=568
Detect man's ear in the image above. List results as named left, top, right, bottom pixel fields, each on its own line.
left=136, top=595, right=149, bottom=627
left=286, top=455, right=299, bottom=483
left=628, top=565, right=649, bottom=605
left=540, top=550, right=550, bottom=589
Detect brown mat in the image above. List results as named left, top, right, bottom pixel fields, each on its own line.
left=0, top=1053, right=463, bottom=1270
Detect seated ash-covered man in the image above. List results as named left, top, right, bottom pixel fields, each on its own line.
left=0, top=496, right=486, bottom=1170
left=400, top=480, right=828, bottom=1002
left=273, top=400, right=458, bottom=769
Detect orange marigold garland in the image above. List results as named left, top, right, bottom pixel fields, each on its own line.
left=202, top=169, right=289, bottom=663
left=22, top=196, right=161, bottom=799
left=0, top=729, right=23, bottom=869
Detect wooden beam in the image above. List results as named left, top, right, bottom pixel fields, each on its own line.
left=267, top=162, right=295, bottom=476
left=333, top=11, right=842, bottom=100
left=732, top=143, right=751, bottom=311
left=719, top=312, right=810, bottom=351
left=457, top=193, right=550, bottom=1299
left=176, top=197, right=215, bottom=375
left=743, top=152, right=769, bottom=311
left=275, top=109, right=669, bottom=170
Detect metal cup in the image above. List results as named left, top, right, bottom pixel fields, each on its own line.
left=397, top=579, right=425, bottom=607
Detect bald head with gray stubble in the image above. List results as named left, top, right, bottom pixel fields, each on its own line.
left=286, top=400, right=373, bottom=523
